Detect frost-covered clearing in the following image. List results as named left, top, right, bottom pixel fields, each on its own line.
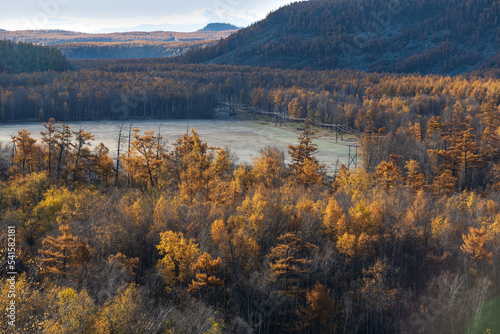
left=0, top=119, right=355, bottom=173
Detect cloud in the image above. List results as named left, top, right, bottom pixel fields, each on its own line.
left=0, top=0, right=294, bottom=32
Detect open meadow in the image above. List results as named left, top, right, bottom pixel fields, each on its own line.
left=0, top=118, right=354, bottom=173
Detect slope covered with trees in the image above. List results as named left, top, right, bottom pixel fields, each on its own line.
left=0, top=40, right=70, bottom=73
left=0, top=118, right=499, bottom=333
left=1, top=1, right=500, bottom=329
left=178, top=0, right=500, bottom=74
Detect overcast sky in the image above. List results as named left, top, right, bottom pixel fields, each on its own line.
left=1, top=0, right=295, bottom=33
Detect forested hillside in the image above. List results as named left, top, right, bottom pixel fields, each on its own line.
left=0, top=40, right=70, bottom=73
left=178, top=0, right=500, bottom=74
left=0, top=116, right=499, bottom=332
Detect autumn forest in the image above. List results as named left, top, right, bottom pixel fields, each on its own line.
left=1, top=0, right=500, bottom=332
left=1, top=63, right=500, bottom=332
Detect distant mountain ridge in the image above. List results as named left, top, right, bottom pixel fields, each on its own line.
left=0, top=29, right=236, bottom=59
left=199, top=23, right=239, bottom=32
left=177, top=0, right=500, bottom=74
left=96, top=23, right=201, bottom=33
left=0, top=30, right=235, bottom=45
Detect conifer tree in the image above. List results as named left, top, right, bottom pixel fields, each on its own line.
left=72, top=129, right=94, bottom=180
left=405, top=159, right=426, bottom=190
left=298, top=282, right=334, bottom=333
left=478, top=100, right=500, bottom=160
left=39, top=224, right=77, bottom=277
left=93, top=142, right=114, bottom=185
left=122, top=129, right=164, bottom=188
left=449, top=127, right=482, bottom=189
left=461, top=227, right=493, bottom=263
left=54, top=122, right=73, bottom=180
left=288, top=121, right=325, bottom=186
left=41, top=117, right=58, bottom=178
left=268, top=232, right=316, bottom=298
left=156, top=230, right=200, bottom=291
left=11, top=129, right=39, bottom=175
left=431, top=169, right=457, bottom=194
left=374, top=160, right=403, bottom=190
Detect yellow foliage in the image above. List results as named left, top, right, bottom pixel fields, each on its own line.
left=466, top=192, right=476, bottom=211
left=240, top=185, right=268, bottom=228
left=336, top=233, right=357, bottom=257
left=252, top=146, right=286, bottom=188
left=11, top=129, right=39, bottom=175
left=374, top=160, right=403, bottom=190
left=482, top=214, right=500, bottom=241
left=456, top=191, right=477, bottom=212
left=0, top=274, right=50, bottom=331
left=432, top=169, right=457, bottom=194
left=359, top=260, right=398, bottom=312
left=211, top=218, right=260, bottom=274
left=153, top=195, right=169, bottom=233
left=236, top=185, right=282, bottom=240
left=176, top=128, right=231, bottom=204
left=405, top=160, right=426, bottom=190
left=322, top=198, right=346, bottom=237
left=122, top=129, right=164, bottom=189
left=408, top=121, right=422, bottom=142
left=34, top=187, right=72, bottom=223
left=93, top=142, right=114, bottom=184
left=203, top=318, right=225, bottom=334
left=46, top=287, right=95, bottom=334
left=348, top=201, right=383, bottom=236
left=39, top=224, right=79, bottom=276
left=127, top=199, right=144, bottom=227
left=431, top=215, right=452, bottom=240
left=295, top=197, right=319, bottom=221
left=477, top=200, right=500, bottom=240
left=233, top=164, right=256, bottom=192
left=268, top=233, right=316, bottom=297
left=95, top=284, right=144, bottom=334
left=156, top=231, right=200, bottom=290
left=357, top=232, right=373, bottom=258
left=189, top=252, right=224, bottom=293
left=296, top=157, right=325, bottom=186
left=402, top=190, right=428, bottom=239
left=298, top=282, right=334, bottom=332
left=338, top=167, right=374, bottom=202
left=461, top=227, right=493, bottom=263
left=335, top=164, right=350, bottom=190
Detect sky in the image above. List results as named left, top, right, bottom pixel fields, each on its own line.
left=0, top=0, right=295, bottom=33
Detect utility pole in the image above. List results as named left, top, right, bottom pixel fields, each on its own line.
left=347, top=144, right=359, bottom=169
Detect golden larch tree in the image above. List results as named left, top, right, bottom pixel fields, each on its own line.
left=11, top=129, right=39, bottom=175
left=461, top=227, right=493, bottom=263
left=156, top=230, right=200, bottom=291
left=374, top=160, right=403, bottom=190
left=405, top=159, right=426, bottom=190
left=288, top=121, right=326, bottom=186
left=39, top=224, right=85, bottom=277
left=298, top=282, right=334, bottom=333
left=122, top=129, right=164, bottom=188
